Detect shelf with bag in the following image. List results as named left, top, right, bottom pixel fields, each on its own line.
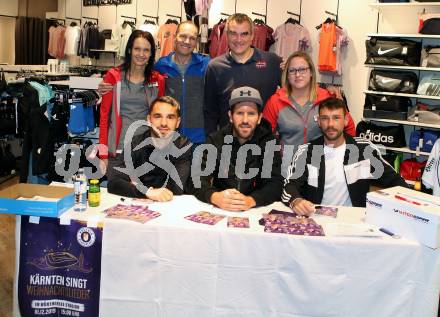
left=357, top=118, right=437, bottom=157
left=362, top=116, right=440, bottom=129
left=369, top=2, right=440, bottom=8
left=362, top=2, right=440, bottom=190
left=382, top=145, right=431, bottom=156
left=88, top=49, right=118, bottom=53
left=367, top=33, right=440, bottom=39
left=364, top=90, right=440, bottom=100
left=365, top=64, right=440, bottom=71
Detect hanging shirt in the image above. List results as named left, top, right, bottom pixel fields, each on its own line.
left=195, top=0, right=212, bottom=15
left=113, top=24, right=133, bottom=58
left=318, top=22, right=337, bottom=72
left=208, top=22, right=223, bottom=58
left=200, top=23, right=208, bottom=44
left=55, top=25, right=67, bottom=59
left=321, top=143, right=353, bottom=206
left=335, top=27, right=349, bottom=75
left=184, top=0, right=197, bottom=20
left=64, top=25, right=81, bottom=56
left=48, top=26, right=57, bottom=58
left=209, top=22, right=228, bottom=58
left=87, top=24, right=101, bottom=59
left=422, top=139, right=440, bottom=197
left=252, top=24, right=275, bottom=51
left=138, top=23, right=159, bottom=40
left=157, top=23, right=178, bottom=57
left=28, top=82, right=54, bottom=107
left=273, top=23, right=311, bottom=60
left=77, top=24, right=89, bottom=57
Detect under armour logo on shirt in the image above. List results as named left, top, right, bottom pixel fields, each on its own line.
left=240, top=90, right=252, bottom=96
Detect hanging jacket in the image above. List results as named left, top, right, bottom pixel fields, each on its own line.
left=154, top=52, right=210, bottom=143
left=263, top=86, right=356, bottom=148
left=99, top=67, right=165, bottom=158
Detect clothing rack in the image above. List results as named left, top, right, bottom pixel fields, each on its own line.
left=166, top=14, right=181, bottom=22
left=0, top=14, right=18, bottom=19
left=287, top=11, right=301, bottom=24
left=251, top=11, right=267, bottom=24
left=121, top=15, right=136, bottom=23
left=82, top=16, right=99, bottom=24
left=318, top=82, right=343, bottom=88
left=65, top=17, right=81, bottom=26
left=324, top=10, right=338, bottom=23
left=66, top=17, right=81, bottom=22
left=324, top=0, right=340, bottom=24
left=48, top=18, right=65, bottom=25
left=142, top=14, right=158, bottom=24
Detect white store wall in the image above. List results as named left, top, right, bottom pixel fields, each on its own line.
left=0, top=0, right=18, bottom=65
left=1, top=0, right=435, bottom=123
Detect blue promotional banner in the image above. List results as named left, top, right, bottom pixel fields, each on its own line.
left=18, top=216, right=102, bottom=317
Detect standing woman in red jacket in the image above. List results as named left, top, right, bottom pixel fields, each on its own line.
left=98, top=30, right=165, bottom=171
left=263, top=51, right=355, bottom=149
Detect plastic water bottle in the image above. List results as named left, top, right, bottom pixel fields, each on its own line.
left=74, top=168, right=87, bottom=212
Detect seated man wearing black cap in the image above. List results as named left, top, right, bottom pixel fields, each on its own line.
left=191, top=86, right=283, bottom=211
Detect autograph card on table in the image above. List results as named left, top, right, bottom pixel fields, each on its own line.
left=104, top=204, right=161, bottom=224
left=314, top=206, right=338, bottom=218
left=263, top=214, right=325, bottom=236
left=185, top=211, right=226, bottom=225
left=227, top=217, right=250, bottom=228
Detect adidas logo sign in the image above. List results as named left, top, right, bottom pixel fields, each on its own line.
left=359, top=130, right=394, bottom=144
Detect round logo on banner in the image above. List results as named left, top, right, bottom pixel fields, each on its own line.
left=77, top=227, right=96, bottom=247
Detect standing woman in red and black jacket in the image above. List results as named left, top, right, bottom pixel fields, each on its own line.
left=263, top=51, right=355, bottom=150
left=98, top=30, right=165, bottom=171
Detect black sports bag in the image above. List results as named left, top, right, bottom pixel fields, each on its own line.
left=420, top=18, right=440, bottom=35
left=356, top=121, right=406, bottom=148
left=364, top=95, right=412, bottom=112
left=365, top=38, right=421, bottom=66
left=369, top=70, right=418, bottom=93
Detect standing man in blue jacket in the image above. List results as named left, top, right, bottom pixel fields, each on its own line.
left=154, top=21, right=210, bottom=144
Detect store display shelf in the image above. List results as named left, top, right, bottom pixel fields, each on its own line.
left=365, top=64, right=440, bottom=71
left=405, top=179, right=416, bottom=186
left=364, top=90, right=440, bottom=100
left=367, top=33, right=440, bottom=39
left=89, top=49, right=118, bottom=53
left=383, top=146, right=430, bottom=156
left=370, top=2, right=440, bottom=8
left=363, top=117, right=440, bottom=129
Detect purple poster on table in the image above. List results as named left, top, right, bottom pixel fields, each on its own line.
left=18, top=216, right=102, bottom=317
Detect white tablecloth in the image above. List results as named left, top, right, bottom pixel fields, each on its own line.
left=14, top=192, right=440, bottom=317
left=99, top=194, right=440, bottom=317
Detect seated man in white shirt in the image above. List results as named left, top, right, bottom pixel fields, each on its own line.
left=282, top=97, right=407, bottom=216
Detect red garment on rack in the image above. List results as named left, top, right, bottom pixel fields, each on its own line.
left=157, top=23, right=178, bottom=57
left=209, top=22, right=228, bottom=58
left=318, top=22, right=337, bottom=72
left=252, top=23, right=274, bottom=51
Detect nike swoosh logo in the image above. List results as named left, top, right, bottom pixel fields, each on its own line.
left=381, top=78, right=396, bottom=84
left=378, top=47, right=399, bottom=55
